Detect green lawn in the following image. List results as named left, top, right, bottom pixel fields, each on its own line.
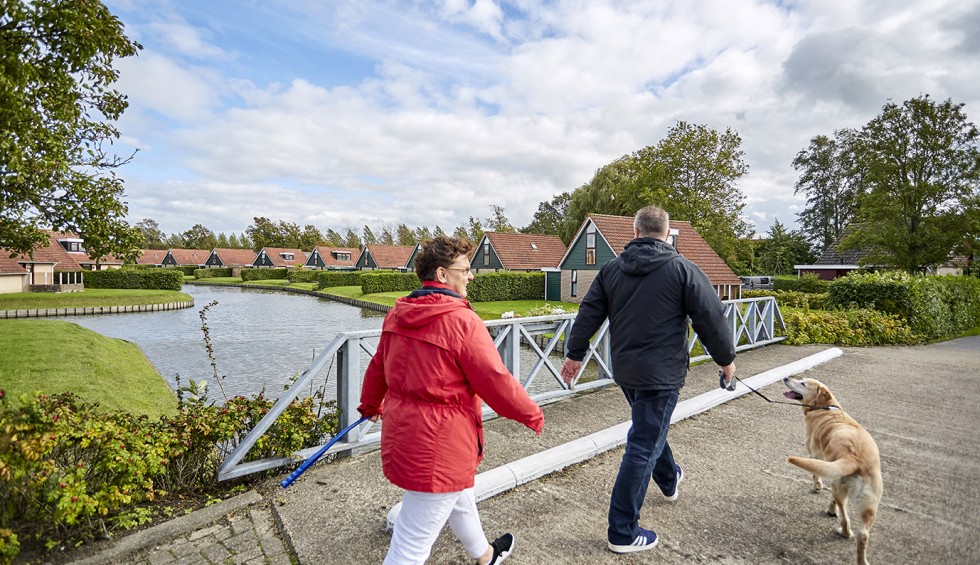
left=0, top=289, right=193, bottom=310
left=0, top=319, right=178, bottom=419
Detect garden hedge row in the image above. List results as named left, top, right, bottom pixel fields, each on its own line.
left=774, top=273, right=830, bottom=293
left=466, top=272, right=544, bottom=302
left=360, top=271, right=420, bottom=294
left=314, top=271, right=362, bottom=290
left=193, top=268, right=233, bottom=279
left=83, top=269, right=184, bottom=291
left=828, top=272, right=980, bottom=340
left=240, top=268, right=288, bottom=281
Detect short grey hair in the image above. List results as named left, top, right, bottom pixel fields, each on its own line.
left=634, top=205, right=670, bottom=238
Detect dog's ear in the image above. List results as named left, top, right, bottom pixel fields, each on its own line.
left=815, top=384, right=834, bottom=407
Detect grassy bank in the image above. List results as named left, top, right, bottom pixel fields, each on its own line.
left=0, top=288, right=192, bottom=310
left=0, top=319, right=178, bottom=419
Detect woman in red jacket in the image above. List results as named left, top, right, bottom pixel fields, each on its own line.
left=358, top=235, right=544, bottom=565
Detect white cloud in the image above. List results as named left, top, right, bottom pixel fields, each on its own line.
left=112, top=0, right=980, bottom=239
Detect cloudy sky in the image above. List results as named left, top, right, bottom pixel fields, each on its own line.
left=103, top=0, right=980, bottom=240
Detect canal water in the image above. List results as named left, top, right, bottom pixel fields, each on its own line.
left=55, top=285, right=385, bottom=401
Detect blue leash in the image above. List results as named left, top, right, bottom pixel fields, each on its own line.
left=280, top=416, right=370, bottom=488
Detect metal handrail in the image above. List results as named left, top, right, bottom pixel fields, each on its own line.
left=217, top=297, right=785, bottom=481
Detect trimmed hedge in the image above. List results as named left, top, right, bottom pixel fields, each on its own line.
left=467, top=272, right=544, bottom=302
left=775, top=273, right=830, bottom=293
left=742, top=289, right=829, bottom=309
left=194, top=268, right=233, bottom=279
left=288, top=269, right=317, bottom=283
left=83, top=269, right=184, bottom=291
left=314, top=271, right=362, bottom=290
left=240, top=268, right=288, bottom=281
left=783, top=308, right=919, bottom=346
left=828, top=272, right=980, bottom=340
left=360, top=271, right=420, bottom=294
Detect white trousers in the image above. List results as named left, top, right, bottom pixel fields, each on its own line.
left=383, top=487, right=489, bottom=565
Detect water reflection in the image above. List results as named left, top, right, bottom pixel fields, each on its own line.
left=54, top=285, right=384, bottom=400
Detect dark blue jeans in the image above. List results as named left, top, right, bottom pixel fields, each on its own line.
left=607, top=386, right=680, bottom=544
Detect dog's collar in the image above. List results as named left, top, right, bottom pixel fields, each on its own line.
left=804, top=404, right=840, bottom=412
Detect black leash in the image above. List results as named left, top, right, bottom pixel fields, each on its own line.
left=721, top=371, right=839, bottom=411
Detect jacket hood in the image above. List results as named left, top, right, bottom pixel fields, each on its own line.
left=618, top=237, right=679, bottom=276
left=388, top=293, right=471, bottom=330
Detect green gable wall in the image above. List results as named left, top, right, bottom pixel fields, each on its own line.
left=560, top=227, right=617, bottom=270
left=472, top=240, right=503, bottom=270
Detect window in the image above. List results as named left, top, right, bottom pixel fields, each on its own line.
left=483, top=241, right=490, bottom=266
left=334, top=252, right=351, bottom=261
left=585, top=224, right=596, bottom=265
left=571, top=270, right=578, bottom=297
left=668, top=228, right=679, bottom=248
left=280, top=253, right=294, bottom=261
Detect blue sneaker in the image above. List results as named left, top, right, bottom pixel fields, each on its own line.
left=607, top=528, right=659, bottom=554
left=663, top=465, right=684, bottom=502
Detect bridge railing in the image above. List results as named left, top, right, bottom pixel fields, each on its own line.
left=217, top=296, right=785, bottom=481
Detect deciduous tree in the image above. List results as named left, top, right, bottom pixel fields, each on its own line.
left=1, top=0, right=142, bottom=257
left=523, top=192, right=570, bottom=235
left=841, top=95, right=980, bottom=273
left=793, top=131, right=861, bottom=253
left=135, top=218, right=166, bottom=249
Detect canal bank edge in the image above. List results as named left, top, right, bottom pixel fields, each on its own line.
left=185, top=280, right=393, bottom=314
left=0, top=301, right=195, bottom=319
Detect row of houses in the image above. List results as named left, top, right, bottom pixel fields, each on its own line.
left=2, top=215, right=743, bottom=302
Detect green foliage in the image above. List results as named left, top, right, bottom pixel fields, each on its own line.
left=467, top=272, right=545, bottom=302
left=743, top=289, right=829, bottom=310
left=240, top=268, right=288, bottom=282
left=783, top=308, right=919, bottom=346
left=194, top=268, right=233, bottom=279
left=288, top=269, right=318, bottom=283
left=841, top=96, right=980, bottom=273
left=360, top=271, right=420, bottom=294
left=0, top=386, right=337, bottom=560
left=752, top=221, right=816, bottom=275
left=83, top=269, right=183, bottom=291
left=828, top=271, right=980, bottom=339
left=313, top=271, right=361, bottom=290
left=175, top=265, right=198, bottom=276
left=792, top=131, right=861, bottom=252
left=775, top=273, right=830, bottom=293
left=0, top=0, right=143, bottom=259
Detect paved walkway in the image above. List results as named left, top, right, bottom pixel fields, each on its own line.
left=69, top=338, right=980, bottom=564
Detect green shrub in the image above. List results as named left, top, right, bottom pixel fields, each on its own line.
left=240, top=268, right=288, bottom=281
left=783, top=308, right=919, bottom=346
left=360, top=271, right=420, bottom=294
left=743, top=289, right=829, bottom=309
left=194, top=268, right=233, bottom=279
left=83, top=269, right=184, bottom=291
left=0, top=385, right=337, bottom=561
left=175, top=266, right=198, bottom=276
left=314, top=271, right=361, bottom=290
left=288, top=269, right=318, bottom=283
left=467, top=272, right=545, bottom=302
left=828, top=272, right=980, bottom=339
left=775, top=273, right=830, bottom=293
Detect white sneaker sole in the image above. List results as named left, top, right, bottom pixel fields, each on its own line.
left=607, top=537, right=659, bottom=553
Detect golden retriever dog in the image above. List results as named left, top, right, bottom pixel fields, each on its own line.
left=783, top=377, right=883, bottom=565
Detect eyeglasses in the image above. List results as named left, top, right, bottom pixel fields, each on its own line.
left=445, top=267, right=472, bottom=276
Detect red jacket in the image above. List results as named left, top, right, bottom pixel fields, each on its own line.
left=358, top=288, right=544, bottom=493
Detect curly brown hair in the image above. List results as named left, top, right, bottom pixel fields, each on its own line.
left=415, top=235, right=475, bottom=281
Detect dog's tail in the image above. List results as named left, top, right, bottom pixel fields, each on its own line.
left=787, top=456, right=859, bottom=480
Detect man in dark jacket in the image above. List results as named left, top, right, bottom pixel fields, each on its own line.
left=560, top=205, right=736, bottom=554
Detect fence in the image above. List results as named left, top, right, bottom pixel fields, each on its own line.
left=217, top=297, right=785, bottom=481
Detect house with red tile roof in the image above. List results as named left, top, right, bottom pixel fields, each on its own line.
left=204, top=248, right=258, bottom=268
left=470, top=232, right=567, bottom=273
left=556, top=213, right=741, bottom=302
left=304, top=247, right=358, bottom=270
left=355, top=244, right=415, bottom=271
left=252, top=248, right=307, bottom=268
left=0, top=230, right=115, bottom=293
left=137, top=249, right=169, bottom=267
left=162, top=249, right=210, bottom=268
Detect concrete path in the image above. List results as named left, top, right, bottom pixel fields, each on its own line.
left=72, top=338, right=980, bottom=564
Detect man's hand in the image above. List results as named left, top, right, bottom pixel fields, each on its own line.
left=720, top=363, right=736, bottom=389
left=560, top=358, right=582, bottom=385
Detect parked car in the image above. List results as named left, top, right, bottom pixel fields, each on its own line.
left=740, top=275, right=774, bottom=290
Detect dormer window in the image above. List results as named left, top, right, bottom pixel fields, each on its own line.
left=668, top=228, right=679, bottom=248
left=59, top=239, right=85, bottom=253
left=332, top=251, right=351, bottom=261
left=280, top=253, right=294, bottom=261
